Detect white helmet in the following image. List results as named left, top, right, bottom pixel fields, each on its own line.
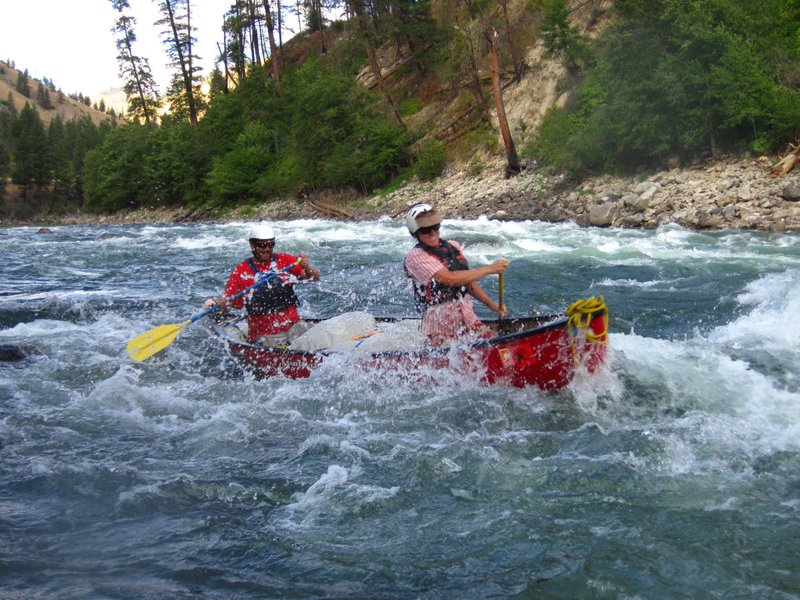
left=248, top=223, right=275, bottom=240
left=405, top=203, right=441, bottom=234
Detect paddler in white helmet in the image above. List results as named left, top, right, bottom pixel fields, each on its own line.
left=205, top=222, right=320, bottom=345
left=404, top=203, right=508, bottom=346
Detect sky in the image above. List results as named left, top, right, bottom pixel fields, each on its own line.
left=0, top=0, right=233, bottom=107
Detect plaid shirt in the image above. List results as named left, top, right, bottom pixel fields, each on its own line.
left=404, top=241, right=484, bottom=345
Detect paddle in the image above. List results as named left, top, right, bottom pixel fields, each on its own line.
left=498, top=272, right=506, bottom=319
left=127, top=259, right=301, bottom=362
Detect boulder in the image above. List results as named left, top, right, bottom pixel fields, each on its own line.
left=588, top=202, right=617, bottom=227
left=781, top=182, right=800, bottom=201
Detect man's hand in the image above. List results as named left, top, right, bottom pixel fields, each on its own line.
left=297, top=253, right=320, bottom=281
left=204, top=297, right=229, bottom=311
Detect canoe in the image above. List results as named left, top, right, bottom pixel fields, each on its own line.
left=209, top=297, right=609, bottom=391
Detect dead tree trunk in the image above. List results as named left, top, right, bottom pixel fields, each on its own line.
left=498, top=0, right=523, bottom=81
left=491, top=29, right=520, bottom=177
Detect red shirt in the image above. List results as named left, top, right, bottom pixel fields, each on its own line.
left=224, top=253, right=304, bottom=341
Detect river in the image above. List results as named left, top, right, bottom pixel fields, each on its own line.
left=1, top=218, right=799, bottom=598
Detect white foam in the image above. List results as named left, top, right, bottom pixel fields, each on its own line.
left=0, top=290, right=113, bottom=302
left=611, top=326, right=800, bottom=470
left=710, top=270, right=800, bottom=349
left=174, top=234, right=238, bottom=250
left=0, top=319, right=83, bottom=337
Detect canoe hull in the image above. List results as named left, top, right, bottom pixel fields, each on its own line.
left=219, top=310, right=608, bottom=391
left=482, top=314, right=608, bottom=389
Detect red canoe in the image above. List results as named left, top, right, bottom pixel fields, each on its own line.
left=211, top=297, right=609, bottom=391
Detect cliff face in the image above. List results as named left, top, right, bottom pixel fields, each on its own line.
left=485, top=1, right=615, bottom=158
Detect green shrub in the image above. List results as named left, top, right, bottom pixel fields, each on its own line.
left=413, top=139, right=446, bottom=181
left=468, top=156, right=484, bottom=176
left=378, top=172, right=410, bottom=196
left=206, top=122, right=276, bottom=204
left=400, top=97, right=423, bottom=117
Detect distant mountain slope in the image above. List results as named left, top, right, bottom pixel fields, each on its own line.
left=0, top=60, right=117, bottom=126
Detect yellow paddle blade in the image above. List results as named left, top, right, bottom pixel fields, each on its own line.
left=126, top=320, right=191, bottom=362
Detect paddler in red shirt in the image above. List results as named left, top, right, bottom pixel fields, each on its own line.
left=205, top=223, right=320, bottom=345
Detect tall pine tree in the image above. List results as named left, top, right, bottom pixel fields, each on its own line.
left=111, top=0, right=162, bottom=124
left=157, top=0, right=204, bottom=124
left=12, top=103, right=49, bottom=196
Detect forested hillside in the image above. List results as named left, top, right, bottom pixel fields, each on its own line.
left=0, top=61, right=119, bottom=219
left=1, top=0, right=798, bottom=222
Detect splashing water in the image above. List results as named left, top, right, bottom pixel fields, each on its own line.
left=1, top=221, right=799, bottom=598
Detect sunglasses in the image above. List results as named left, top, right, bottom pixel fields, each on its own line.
left=251, top=239, right=275, bottom=249
left=417, top=224, right=440, bottom=235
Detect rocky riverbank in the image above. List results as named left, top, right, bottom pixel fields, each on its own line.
left=365, top=155, right=800, bottom=232
left=12, top=155, right=800, bottom=232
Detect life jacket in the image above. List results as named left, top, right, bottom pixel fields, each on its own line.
left=244, top=258, right=299, bottom=316
left=408, top=240, right=469, bottom=312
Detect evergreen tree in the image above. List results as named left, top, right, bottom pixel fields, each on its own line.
left=146, top=121, right=208, bottom=205
left=0, top=94, right=17, bottom=180
left=261, top=0, right=283, bottom=83
left=157, top=0, right=204, bottom=125
left=83, top=122, right=152, bottom=212
left=15, top=69, right=31, bottom=98
left=347, top=0, right=405, bottom=128
left=0, top=144, right=9, bottom=193
left=36, top=82, right=54, bottom=110
left=208, top=67, right=228, bottom=103
left=540, top=0, right=588, bottom=70
left=63, top=115, right=105, bottom=201
left=48, top=116, right=74, bottom=204
left=5, top=92, right=17, bottom=119
left=0, top=103, right=14, bottom=145
left=110, top=0, right=162, bottom=124
left=221, top=2, right=249, bottom=85
left=12, top=103, right=49, bottom=193
left=533, top=0, right=800, bottom=173
left=206, top=120, right=277, bottom=201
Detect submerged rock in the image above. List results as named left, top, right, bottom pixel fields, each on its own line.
left=0, top=344, right=40, bottom=361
